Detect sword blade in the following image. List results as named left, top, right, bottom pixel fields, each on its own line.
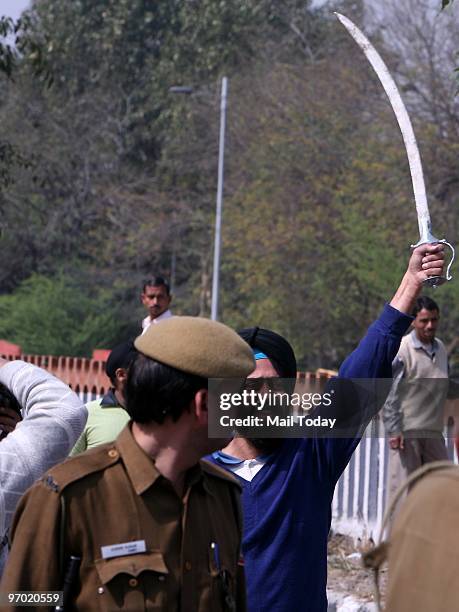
left=335, top=12, right=434, bottom=244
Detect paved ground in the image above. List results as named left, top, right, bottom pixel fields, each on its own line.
left=327, top=533, right=387, bottom=610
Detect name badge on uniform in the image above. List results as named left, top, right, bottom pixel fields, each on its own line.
left=101, top=540, right=146, bottom=559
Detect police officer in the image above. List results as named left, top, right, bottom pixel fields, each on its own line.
left=384, top=462, right=459, bottom=612
left=1, top=317, right=254, bottom=611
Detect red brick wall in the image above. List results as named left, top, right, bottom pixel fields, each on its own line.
left=0, top=353, right=335, bottom=397
left=1, top=354, right=111, bottom=396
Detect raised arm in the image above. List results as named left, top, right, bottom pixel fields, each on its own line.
left=322, top=244, right=445, bottom=479
left=0, top=360, right=87, bottom=542
left=339, top=244, right=445, bottom=379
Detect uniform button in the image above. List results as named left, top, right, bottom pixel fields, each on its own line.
left=98, top=587, right=104, bottom=595
left=108, top=449, right=118, bottom=458
left=185, top=561, right=192, bottom=571
left=158, top=575, right=166, bottom=582
left=129, top=578, right=138, bottom=587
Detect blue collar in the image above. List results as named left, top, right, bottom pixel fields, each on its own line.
left=212, top=450, right=272, bottom=465
left=212, top=451, right=244, bottom=465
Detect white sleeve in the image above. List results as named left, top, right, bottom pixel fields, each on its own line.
left=0, top=360, right=87, bottom=537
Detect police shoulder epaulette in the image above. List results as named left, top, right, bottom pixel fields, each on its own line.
left=200, top=459, right=242, bottom=489
left=41, top=443, right=121, bottom=493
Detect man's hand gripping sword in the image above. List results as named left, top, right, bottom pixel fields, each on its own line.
left=335, top=12, right=454, bottom=288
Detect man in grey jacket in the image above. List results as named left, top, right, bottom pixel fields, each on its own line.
left=0, top=358, right=87, bottom=573
left=383, top=296, right=458, bottom=500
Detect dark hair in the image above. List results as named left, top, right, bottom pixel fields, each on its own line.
left=106, top=341, right=137, bottom=385
left=125, top=353, right=206, bottom=424
left=413, top=296, right=439, bottom=317
left=142, top=276, right=170, bottom=295
left=0, top=383, right=21, bottom=416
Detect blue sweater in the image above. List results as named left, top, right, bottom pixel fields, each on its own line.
left=208, top=304, right=412, bottom=612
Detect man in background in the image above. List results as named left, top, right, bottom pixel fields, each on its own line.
left=141, top=276, right=173, bottom=333
left=71, top=341, right=137, bottom=454
left=383, top=295, right=459, bottom=500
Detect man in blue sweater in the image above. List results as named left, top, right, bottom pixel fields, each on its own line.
left=209, top=244, right=445, bottom=612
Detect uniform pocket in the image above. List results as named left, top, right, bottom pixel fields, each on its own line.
left=94, top=551, right=169, bottom=611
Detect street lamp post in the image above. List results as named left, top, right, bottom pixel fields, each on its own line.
left=169, top=76, right=228, bottom=321
left=210, top=76, right=228, bottom=321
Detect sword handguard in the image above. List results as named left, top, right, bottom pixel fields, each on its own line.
left=410, top=237, right=455, bottom=288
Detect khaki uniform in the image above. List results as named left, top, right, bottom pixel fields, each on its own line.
left=1, top=425, right=245, bottom=611
left=385, top=465, right=459, bottom=612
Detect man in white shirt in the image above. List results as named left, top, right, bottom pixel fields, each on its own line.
left=140, top=276, right=173, bottom=334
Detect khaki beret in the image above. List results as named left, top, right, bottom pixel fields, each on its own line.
left=134, top=316, right=255, bottom=378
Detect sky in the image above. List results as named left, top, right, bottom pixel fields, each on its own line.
left=1, top=0, right=30, bottom=21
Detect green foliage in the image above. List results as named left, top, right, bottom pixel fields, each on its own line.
left=440, top=0, right=458, bottom=88
left=0, top=15, right=53, bottom=84
left=0, top=19, right=25, bottom=189
left=0, top=274, right=125, bottom=356
left=0, top=0, right=457, bottom=361
left=0, top=17, right=16, bottom=79
left=218, top=57, right=417, bottom=368
left=0, top=15, right=52, bottom=191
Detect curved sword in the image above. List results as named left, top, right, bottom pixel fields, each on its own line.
left=335, top=12, right=454, bottom=287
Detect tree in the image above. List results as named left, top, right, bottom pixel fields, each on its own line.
left=0, top=0, right=457, bottom=362
left=214, top=47, right=414, bottom=368
left=0, top=273, right=128, bottom=356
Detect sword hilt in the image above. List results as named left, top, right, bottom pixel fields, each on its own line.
left=410, top=237, right=455, bottom=289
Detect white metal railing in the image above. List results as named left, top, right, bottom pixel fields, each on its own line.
left=331, top=417, right=457, bottom=538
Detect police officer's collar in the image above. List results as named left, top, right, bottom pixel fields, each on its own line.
left=116, top=425, right=204, bottom=496
left=116, top=426, right=163, bottom=495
